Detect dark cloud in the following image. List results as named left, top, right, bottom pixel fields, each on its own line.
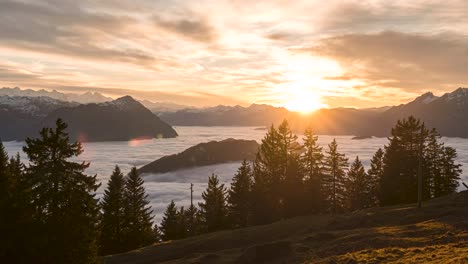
left=298, top=31, right=468, bottom=92
left=153, top=15, right=217, bottom=43
left=0, top=0, right=173, bottom=70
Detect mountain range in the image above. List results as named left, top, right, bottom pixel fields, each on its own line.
left=158, top=88, right=468, bottom=138
left=0, top=95, right=177, bottom=142
left=3, top=87, right=468, bottom=140
left=0, top=87, right=190, bottom=113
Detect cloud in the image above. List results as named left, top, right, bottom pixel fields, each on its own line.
left=153, top=15, right=218, bottom=43
left=297, top=31, right=468, bottom=94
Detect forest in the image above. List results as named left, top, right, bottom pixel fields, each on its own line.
left=0, top=116, right=462, bottom=263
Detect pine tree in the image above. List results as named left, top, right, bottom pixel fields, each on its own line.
left=379, top=116, right=428, bottom=206
left=153, top=224, right=161, bottom=243
left=160, top=200, right=179, bottom=241
left=228, top=160, right=253, bottom=228
left=199, top=174, right=228, bottom=232
left=122, top=167, right=154, bottom=251
left=367, top=148, right=384, bottom=206
left=440, top=146, right=461, bottom=196
left=283, top=155, right=305, bottom=218
left=99, top=165, right=126, bottom=255
left=22, top=119, right=101, bottom=263
left=347, top=156, right=373, bottom=210
left=322, top=139, right=349, bottom=213
left=301, top=127, right=324, bottom=212
left=176, top=206, right=188, bottom=239
left=0, top=140, right=12, bottom=261
left=252, top=120, right=300, bottom=223
left=424, top=129, right=444, bottom=199
left=185, top=204, right=200, bottom=237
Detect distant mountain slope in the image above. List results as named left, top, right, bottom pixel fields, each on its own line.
left=0, top=87, right=112, bottom=104
left=159, top=104, right=293, bottom=126
left=0, top=96, right=77, bottom=141
left=138, top=139, right=259, bottom=174
left=364, top=88, right=468, bottom=137
left=0, top=87, right=190, bottom=112
left=159, top=87, right=468, bottom=138
left=42, top=96, right=178, bottom=141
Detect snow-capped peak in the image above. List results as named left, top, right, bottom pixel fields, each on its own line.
left=413, top=92, right=438, bottom=104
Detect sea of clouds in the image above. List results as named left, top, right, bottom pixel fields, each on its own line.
left=4, top=126, right=468, bottom=222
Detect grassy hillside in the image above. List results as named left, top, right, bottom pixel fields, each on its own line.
left=105, top=191, right=468, bottom=264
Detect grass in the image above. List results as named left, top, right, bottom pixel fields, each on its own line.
left=105, top=191, right=468, bottom=263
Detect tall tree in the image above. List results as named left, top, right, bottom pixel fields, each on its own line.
left=199, top=174, right=228, bottom=232
left=283, top=155, right=306, bottom=218
left=160, top=200, right=179, bottom=241
left=252, top=120, right=300, bottom=223
left=99, top=166, right=126, bottom=255
left=347, top=156, right=373, bottom=210
left=439, top=146, right=461, bottom=196
left=379, top=116, right=428, bottom=206
left=367, top=148, right=384, bottom=207
left=22, top=119, right=101, bottom=264
left=0, top=140, right=12, bottom=261
left=322, top=139, right=349, bottom=213
left=176, top=206, right=188, bottom=239
left=122, top=167, right=154, bottom=250
left=228, top=160, right=253, bottom=228
left=301, top=127, right=324, bottom=212
left=184, top=204, right=200, bottom=237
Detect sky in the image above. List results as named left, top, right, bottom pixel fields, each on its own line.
left=1, top=0, right=468, bottom=110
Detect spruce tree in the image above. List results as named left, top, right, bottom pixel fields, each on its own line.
left=176, top=206, right=188, bottom=239
left=424, top=129, right=444, bottom=199
left=379, top=116, right=428, bottom=206
left=160, top=200, right=179, bottom=241
left=252, top=120, right=299, bottom=223
left=122, top=167, right=154, bottom=250
left=22, top=119, right=100, bottom=264
left=100, top=165, right=126, bottom=255
left=199, top=174, right=228, bottom=232
left=228, top=160, right=253, bottom=228
left=367, top=148, right=384, bottom=206
left=440, top=146, right=461, bottom=196
left=283, top=155, right=306, bottom=218
left=185, top=204, right=200, bottom=237
left=322, top=139, right=349, bottom=213
left=0, top=140, right=11, bottom=260
left=301, top=127, right=324, bottom=212
left=347, top=156, right=372, bottom=210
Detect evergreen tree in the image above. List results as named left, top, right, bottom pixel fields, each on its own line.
left=252, top=120, right=300, bottom=223
left=199, top=174, right=228, bottom=232
left=283, top=155, right=306, bottom=218
left=440, top=146, right=461, bottom=196
left=424, top=129, right=444, bottom=199
left=347, top=156, right=372, bottom=210
left=122, top=167, right=154, bottom=250
left=379, top=116, right=428, bottom=206
left=22, top=119, right=100, bottom=264
left=153, top=224, right=161, bottom=243
left=301, top=127, right=324, bottom=212
left=176, top=206, right=188, bottom=239
left=322, top=139, right=349, bottom=213
left=228, top=160, right=253, bottom=228
left=0, top=140, right=12, bottom=260
left=184, top=204, right=200, bottom=237
left=99, top=165, right=126, bottom=255
left=367, top=148, right=384, bottom=206
left=160, top=200, right=179, bottom=241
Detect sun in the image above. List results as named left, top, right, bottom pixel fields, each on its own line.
left=284, top=89, right=327, bottom=114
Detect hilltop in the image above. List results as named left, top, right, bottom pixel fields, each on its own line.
left=105, top=191, right=468, bottom=263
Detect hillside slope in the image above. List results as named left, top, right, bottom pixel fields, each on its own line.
left=105, top=191, right=468, bottom=264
